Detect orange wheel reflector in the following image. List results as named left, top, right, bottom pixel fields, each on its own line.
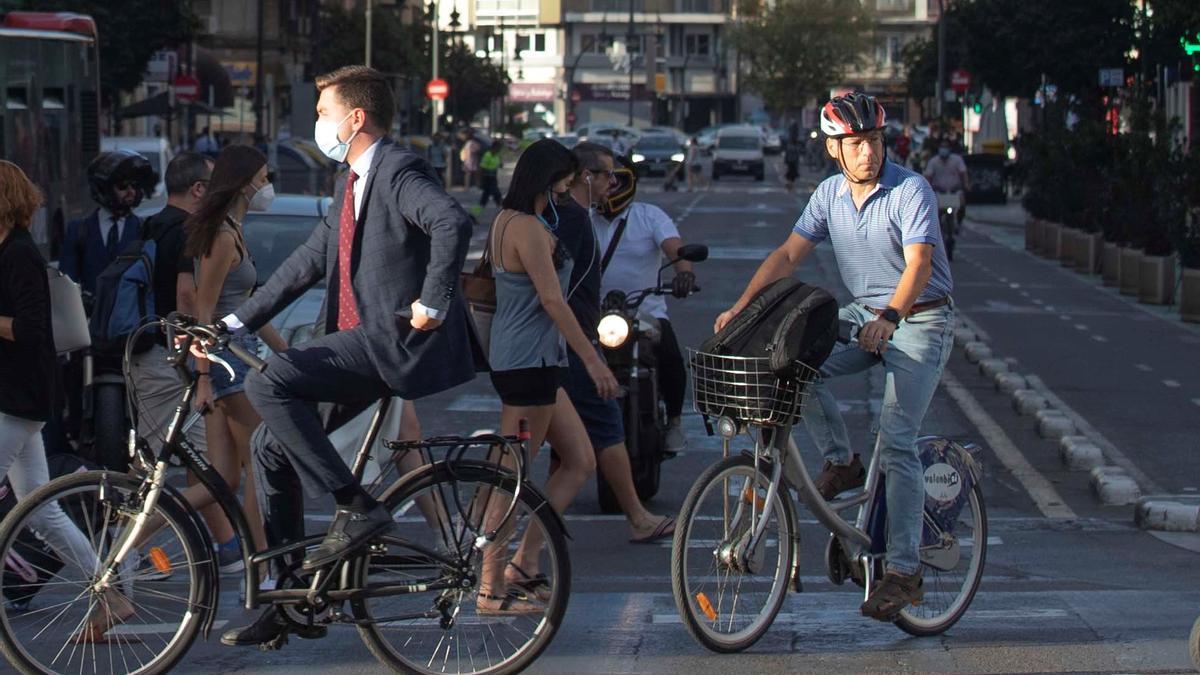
left=148, top=547, right=171, bottom=574
left=695, top=592, right=717, bottom=621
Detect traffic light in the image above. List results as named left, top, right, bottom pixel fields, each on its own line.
left=1182, top=32, right=1200, bottom=72
left=972, top=101, right=982, bottom=114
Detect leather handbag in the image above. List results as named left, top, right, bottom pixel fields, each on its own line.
left=460, top=237, right=496, bottom=356
left=46, top=266, right=91, bottom=354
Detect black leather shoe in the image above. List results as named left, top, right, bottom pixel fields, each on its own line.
left=220, top=607, right=327, bottom=648
left=302, top=503, right=393, bottom=571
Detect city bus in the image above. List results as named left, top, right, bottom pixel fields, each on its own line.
left=0, top=11, right=101, bottom=260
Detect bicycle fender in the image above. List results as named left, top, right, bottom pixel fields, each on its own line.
left=150, top=480, right=220, bottom=639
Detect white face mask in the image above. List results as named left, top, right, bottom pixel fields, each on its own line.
left=248, top=182, right=275, bottom=212
left=314, top=111, right=358, bottom=163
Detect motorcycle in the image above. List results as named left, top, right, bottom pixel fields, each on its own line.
left=593, top=243, right=708, bottom=514
left=936, top=189, right=963, bottom=262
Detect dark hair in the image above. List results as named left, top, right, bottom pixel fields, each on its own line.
left=165, top=152, right=213, bottom=196
left=502, top=139, right=578, bottom=215
left=571, top=141, right=615, bottom=173
left=316, top=65, right=395, bottom=133
left=184, top=145, right=266, bottom=258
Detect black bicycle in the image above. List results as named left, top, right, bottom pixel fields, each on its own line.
left=0, top=314, right=570, bottom=675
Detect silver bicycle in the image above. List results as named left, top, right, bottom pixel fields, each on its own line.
left=671, top=340, right=987, bottom=652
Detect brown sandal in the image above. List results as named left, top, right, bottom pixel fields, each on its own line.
left=476, top=592, right=544, bottom=616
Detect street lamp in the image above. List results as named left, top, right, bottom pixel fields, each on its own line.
left=430, top=0, right=439, bottom=134
left=935, top=0, right=946, bottom=121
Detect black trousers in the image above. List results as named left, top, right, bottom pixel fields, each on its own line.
left=478, top=174, right=502, bottom=207
left=245, top=328, right=390, bottom=553
left=654, top=319, right=687, bottom=419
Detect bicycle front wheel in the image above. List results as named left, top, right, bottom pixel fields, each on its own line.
left=351, top=461, right=569, bottom=675
left=0, top=471, right=209, bottom=675
left=895, top=479, right=987, bottom=636
left=671, top=453, right=797, bottom=653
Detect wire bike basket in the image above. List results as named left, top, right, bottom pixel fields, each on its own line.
left=689, top=349, right=820, bottom=427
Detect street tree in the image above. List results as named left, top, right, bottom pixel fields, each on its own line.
left=440, top=43, right=509, bottom=127
left=318, top=3, right=426, bottom=80
left=7, top=0, right=196, bottom=105
left=728, top=0, right=871, bottom=114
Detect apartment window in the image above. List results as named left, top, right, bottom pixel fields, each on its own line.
left=681, top=0, right=711, bottom=11
left=875, top=0, right=912, bottom=10
left=517, top=34, right=531, bottom=53
left=515, top=33, right=547, bottom=53
left=669, top=25, right=683, bottom=57
left=626, top=35, right=645, bottom=55
left=581, top=33, right=616, bottom=55
left=592, top=0, right=642, bottom=10
left=685, top=33, right=710, bottom=56
left=535, top=33, right=546, bottom=52
left=875, top=35, right=901, bottom=68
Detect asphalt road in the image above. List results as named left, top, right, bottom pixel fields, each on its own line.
left=169, top=159, right=1200, bottom=673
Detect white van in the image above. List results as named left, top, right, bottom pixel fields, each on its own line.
left=711, top=125, right=765, bottom=181
left=101, top=136, right=172, bottom=197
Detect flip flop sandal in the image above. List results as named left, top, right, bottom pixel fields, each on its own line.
left=475, top=593, right=544, bottom=616
left=505, top=562, right=552, bottom=603
left=629, top=517, right=676, bottom=544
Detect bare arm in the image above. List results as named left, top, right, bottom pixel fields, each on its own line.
left=0, top=317, right=12, bottom=341
left=175, top=272, right=196, bottom=315
left=660, top=237, right=694, bottom=275
left=193, top=234, right=237, bottom=374
left=884, top=243, right=934, bottom=315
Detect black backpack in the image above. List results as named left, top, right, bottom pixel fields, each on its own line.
left=698, top=277, right=838, bottom=379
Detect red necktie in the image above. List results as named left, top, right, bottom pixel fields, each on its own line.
left=336, top=170, right=361, bottom=331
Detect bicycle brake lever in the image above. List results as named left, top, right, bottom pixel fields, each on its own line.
left=206, top=352, right=236, bottom=380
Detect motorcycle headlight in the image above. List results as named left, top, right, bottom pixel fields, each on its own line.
left=597, top=313, right=631, bottom=349
left=671, top=152, right=685, bottom=162
left=631, top=153, right=646, bottom=163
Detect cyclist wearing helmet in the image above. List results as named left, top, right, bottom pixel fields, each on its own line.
left=714, top=92, right=954, bottom=621
left=60, top=150, right=157, bottom=297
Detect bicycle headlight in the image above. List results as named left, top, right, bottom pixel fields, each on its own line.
left=597, top=313, right=631, bottom=348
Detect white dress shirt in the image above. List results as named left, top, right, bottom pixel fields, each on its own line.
left=97, top=206, right=130, bottom=246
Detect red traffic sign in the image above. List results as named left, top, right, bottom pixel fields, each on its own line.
left=426, top=78, right=449, bottom=101
left=950, top=69, right=971, bottom=93
left=173, top=73, right=200, bottom=102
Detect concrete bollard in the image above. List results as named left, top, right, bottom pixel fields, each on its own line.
left=1090, top=466, right=1141, bottom=505
left=994, top=371, right=1027, bottom=395
left=1036, top=409, right=1076, bottom=440
left=1135, top=497, right=1200, bottom=532
left=978, top=358, right=1009, bottom=379
left=1012, top=389, right=1049, bottom=416
left=953, top=328, right=978, bottom=348
left=1058, top=435, right=1104, bottom=470
left=964, top=341, right=992, bottom=364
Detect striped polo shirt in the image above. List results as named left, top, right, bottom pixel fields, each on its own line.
left=792, top=160, right=953, bottom=310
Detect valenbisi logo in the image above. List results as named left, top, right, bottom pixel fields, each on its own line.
left=924, top=463, right=961, bottom=502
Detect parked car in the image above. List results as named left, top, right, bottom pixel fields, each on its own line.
left=553, top=134, right=581, bottom=149
left=711, top=125, right=765, bottom=181
left=573, top=125, right=640, bottom=155
left=630, top=134, right=686, bottom=177
left=641, top=126, right=688, bottom=146
left=762, top=127, right=783, bottom=155
left=101, top=136, right=172, bottom=197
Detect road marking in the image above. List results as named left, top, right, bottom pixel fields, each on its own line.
left=941, top=370, right=1076, bottom=519
left=1043, top=305, right=1056, bottom=312
left=111, top=621, right=227, bottom=636
left=1163, top=380, right=1181, bottom=388
left=1020, top=291, right=1031, bottom=297
left=1074, top=324, right=1088, bottom=331
left=1060, top=315, right=1072, bottom=321
left=447, top=394, right=501, bottom=412
left=1009, top=283, right=1021, bottom=289
left=1092, top=335, right=1108, bottom=342
left=1032, top=298, right=1044, bottom=305
left=1136, top=364, right=1153, bottom=372
left=1192, top=398, right=1200, bottom=408
left=650, top=607, right=1071, bottom=625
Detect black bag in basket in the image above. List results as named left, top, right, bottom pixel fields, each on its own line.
left=699, top=277, right=839, bottom=378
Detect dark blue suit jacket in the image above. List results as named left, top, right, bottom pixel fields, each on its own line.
left=60, top=210, right=143, bottom=296
left=235, top=137, right=484, bottom=398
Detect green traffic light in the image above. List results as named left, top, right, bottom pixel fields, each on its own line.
left=973, top=102, right=982, bottom=114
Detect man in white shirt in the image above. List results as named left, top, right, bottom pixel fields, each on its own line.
left=591, top=161, right=697, bottom=454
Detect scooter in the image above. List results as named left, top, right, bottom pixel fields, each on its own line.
left=593, top=243, right=708, bottom=514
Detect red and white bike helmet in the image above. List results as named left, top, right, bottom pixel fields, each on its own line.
left=820, top=93, right=887, bottom=138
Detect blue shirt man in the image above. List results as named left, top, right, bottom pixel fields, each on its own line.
left=715, top=93, right=955, bottom=621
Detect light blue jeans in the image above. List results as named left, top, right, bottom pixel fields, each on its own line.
left=801, top=301, right=956, bottom=574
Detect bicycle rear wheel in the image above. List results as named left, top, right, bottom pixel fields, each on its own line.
left=0, top=471, right=208, bottom=675
left=894, top=480, right=987, bottom=636
left=351, top=461, right=569, bottom=675
left=671, top=453, right=797, bottom=653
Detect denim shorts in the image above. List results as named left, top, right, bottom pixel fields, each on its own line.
left=562, top=345, right=625, bottom=451
left=210, top=334, right=261, bottom=401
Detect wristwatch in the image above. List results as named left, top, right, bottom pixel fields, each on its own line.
left=880, top=307, right=902, bottom=326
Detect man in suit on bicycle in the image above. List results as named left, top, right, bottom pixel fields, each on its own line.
left=714, top=93, right=955, bottom=621
left=214, top=65, right=484, bottom=646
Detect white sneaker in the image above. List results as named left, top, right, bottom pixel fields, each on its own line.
left=664, top=422, right=686, bottom=455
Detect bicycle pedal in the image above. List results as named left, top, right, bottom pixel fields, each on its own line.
left=258, top=633, right=288, bottom=651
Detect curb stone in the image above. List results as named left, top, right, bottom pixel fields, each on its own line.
left=1035, top=409, right=1076, bottom=440
left=953, top=328, right=978, bottom=347
left=1091, top=466, right=1141, bottom=505
left=994, top=371, right=1027, bottom=395
left=1058, top=436, right=1104, bottom=471
left=1135, top=497, right=1200, bottom=532
left=1011, top=388, right=1049, bottom=416
left=979, top=358, right=1009, bottom=379
left=963, top=341, right=992, bottom=363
